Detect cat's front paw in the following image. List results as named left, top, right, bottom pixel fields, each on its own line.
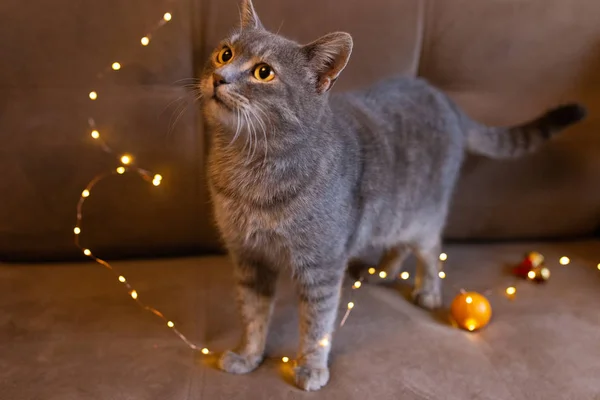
left=413, top=288, right=442, bottom=310
left=294, top=365, right=330, bottom=391
left=218, top=350, right=263, bottom=374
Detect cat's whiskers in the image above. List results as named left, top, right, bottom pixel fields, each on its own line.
left=229, top=107, right=242, bottom=147
left=240, top=108, right=253, bottom=164
left=219, top=92, right=250, bottom=151
left=245, top=106, right=260, bottom=153
left=245, top=108, right=259, bottom=164
left=227, top=93, right=259, bottom=164
left=172, top=77, right=202, bottom=85
left=213, top=93, right=274, bottom=166
left=252, top=103, right=270, bottom=164
left=250, top=103, right=270, bottom=163
left=162, top=80, right=206, bottom=138
left=167, top=96, right=195, bottom=137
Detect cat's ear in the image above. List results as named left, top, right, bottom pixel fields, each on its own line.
left=302, top=32, right=353, bottom=94
left=239, top=0, right=263, bottom=30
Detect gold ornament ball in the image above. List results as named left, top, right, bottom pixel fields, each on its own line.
left=532, top=266, right=551, bottom=282
left=450, top=292, right=492, bottom=332
left=526, top=251, right=545, bottom=268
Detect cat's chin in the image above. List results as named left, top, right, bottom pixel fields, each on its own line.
left=205, top=99, right=238, bottom=127
left=212, top=94, right=233, bottom=109
left=205, top=97, right=228, bottom=113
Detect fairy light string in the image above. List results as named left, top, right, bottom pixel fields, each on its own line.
left=340, top=252, right=448, bottom=328
left=76, top=10, right=209, bottom=355
left=75, top=7, right=598, bottom=365
left=346, top=250, right=587, bottom=330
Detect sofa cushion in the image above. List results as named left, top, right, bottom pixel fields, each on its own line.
left=2, top=0, right=599, bottom=260
left=420, top=0, right=600, bottom=238
left=0, top=0, right=212, bottom=260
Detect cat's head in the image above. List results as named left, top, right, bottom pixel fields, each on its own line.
left=200, top=0, right=353, bottom=136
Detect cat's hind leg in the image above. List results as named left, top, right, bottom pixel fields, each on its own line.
left=363, top=243, right=411, bottom=283
left=412, top=237, right=443, bottom=310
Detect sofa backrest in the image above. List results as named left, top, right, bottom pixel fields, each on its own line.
left=3, top=0, right=599, bottom=260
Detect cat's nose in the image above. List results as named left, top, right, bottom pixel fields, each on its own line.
left=212, top=73, right=228, bottom=88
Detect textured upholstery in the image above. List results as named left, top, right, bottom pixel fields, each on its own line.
left=4, top=242, right=600, bottom=399
left=421, top=0, right=600, bottom=239
left=2, top=0, right=599, bottom=260
left=1, top=0, right=215, bottom=260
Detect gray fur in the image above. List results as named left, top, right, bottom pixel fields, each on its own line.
left=200, top=0, right=586, bottom=391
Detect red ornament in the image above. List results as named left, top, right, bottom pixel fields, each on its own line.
left=513, top=252, right=544, bottom=278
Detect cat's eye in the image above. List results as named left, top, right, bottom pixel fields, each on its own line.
left=216, top=46, right=234, bottom=65
left=253, top=64, right=275, bottom=82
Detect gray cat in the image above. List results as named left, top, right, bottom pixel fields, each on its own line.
left=200, top=0, right=586, bottom=391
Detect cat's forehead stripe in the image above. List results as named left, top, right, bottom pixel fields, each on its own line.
left=248, top=41, right=270, bottom=57
left=230, top=39, right=274, bottom=63
left=239, top=60, right=255, bottom=71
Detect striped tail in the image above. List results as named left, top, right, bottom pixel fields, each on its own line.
left=464, top=104, right=587, bottom=158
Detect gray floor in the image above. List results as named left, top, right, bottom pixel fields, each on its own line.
left=2, top=241, right=600, bottom=400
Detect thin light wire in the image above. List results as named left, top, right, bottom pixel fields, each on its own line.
left=339, top=304, right=353, bottom=328
left=76, top=8, right=594, bottom=361
left=74, top=139, right=207, bottom=352
left=95, top=12, right=175, bottom=79
left=76, top=10, right=208, bottom=354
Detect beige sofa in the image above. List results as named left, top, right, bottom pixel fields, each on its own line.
left=3, top=2, right=600, bottom=399
left=2, top=0, right=599, bottom=259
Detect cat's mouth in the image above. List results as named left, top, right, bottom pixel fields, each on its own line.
left=212, top=92, right=233, bottom=111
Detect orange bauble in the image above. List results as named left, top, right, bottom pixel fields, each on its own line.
left=450, top=292, right=492, bottom=332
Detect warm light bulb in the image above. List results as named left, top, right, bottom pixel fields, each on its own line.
left=379, top=271, right=387, bottom=279
left=74, top=227, right=81, bottom=234
left=368, top=267, right=375, bottom=275
left=153, top=174, right=162, bottom=181
left=319, top=337, right=330, bottom=347
left=527, top=270, right=536, bottom=280
left=83, top=249, right=91, bottom=256
left=559, top=256, right=570, bottom=265
left=91, top=130, right=100, bottom=139
left=130, top=290, right=138, bottom=299
left=439, top=253, right=448, bottom=261
left=116, top=167, right=125, bottom=174
left=353, top=281, right=361, bottom=289
left=141, top=36, right=150, bottom=46
left=152, top=179, right=161, bottom=186
left=465, top=318, right=478, bottom=332
left=120, top=154, right=132, bottom=165
left=118, top=275, right=126, bottom=283
left=89, top=91, right=97, bottom=100
left=163, top=12, right=172, bottom=21
left=465, top=296, right=473, bottom=304
left=82, top=190, right=90, bottom=197
left=112, top=62, right=121, bottom=71
left=597, top=263, right=600, bottom=271
left=438, top=271, right=446, bottom=279
left=347, top=302, right=354, bottom=309
left=400, top=271, right=409, bottom=280
left=282, top=356, right=289, bottom=363
left=506, top=286, right=516, bottom=295
left=201, top=348, right=210, bottom=355
left=167, top=321, right=174, bottom=328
